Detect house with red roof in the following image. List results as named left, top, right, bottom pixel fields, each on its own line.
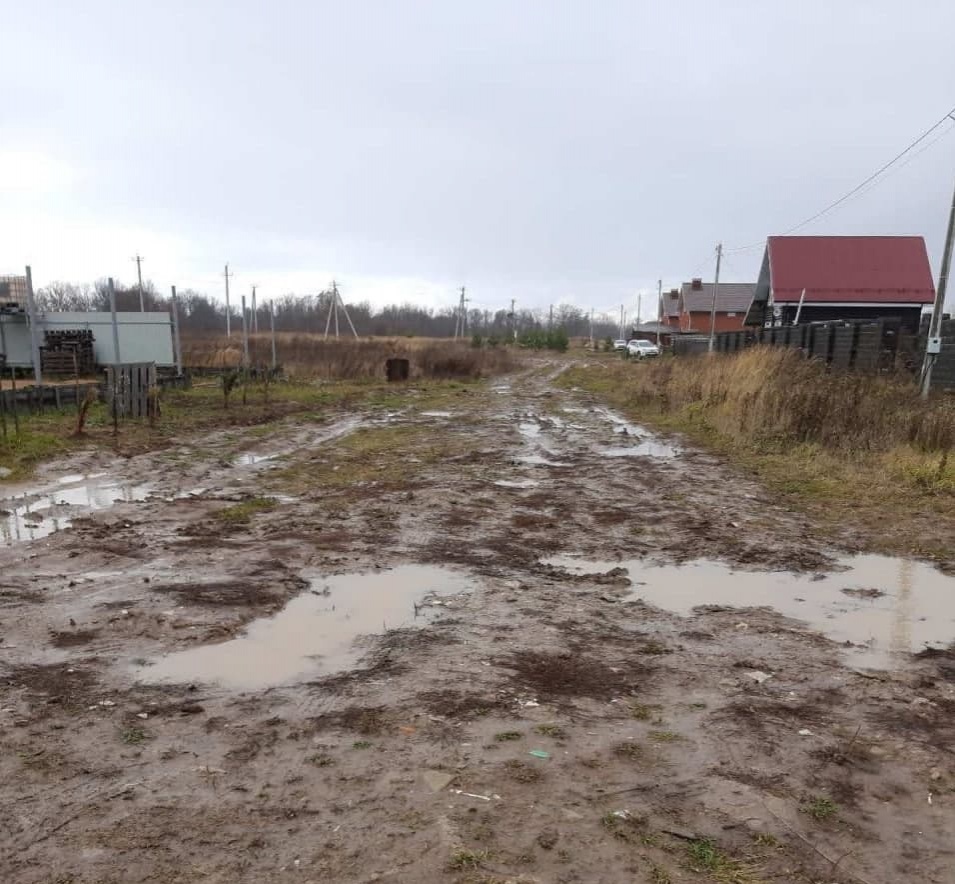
left=678, top=279, right=755, bottom=333
left=744, top=236, right=935, bottom=331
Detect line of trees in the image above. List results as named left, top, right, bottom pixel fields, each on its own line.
left=33, top=279, right=623, bottom=340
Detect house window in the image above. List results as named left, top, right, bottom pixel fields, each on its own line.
left=726, top=312, right=736, bottom=317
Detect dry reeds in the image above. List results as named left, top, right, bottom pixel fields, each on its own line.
left=180, top=334, right=516, bottom=381
left=622, top=347, right=955, bottom=455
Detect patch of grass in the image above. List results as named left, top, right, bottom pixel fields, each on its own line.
left=685, top=838, right=758, bottom=883
left=120, top=727, right=148, bottom=745
left=214, top=496, right=277, bottom=525
left=534, top=723, right=566, bottom=739
left=494, top=730, right=523, bottom=742
left=0, top=429, right=66, bottom=480
left=557, top=351, right=955, bottom=557
left=648, top=729, right=683, bottom=743
left=630, top=702, right=656, bottom=721
left=447, top=848, right=489, bottom=871
left=351, top=740, right=373, bottom=750
left=801, top=795, right=838, bottom=822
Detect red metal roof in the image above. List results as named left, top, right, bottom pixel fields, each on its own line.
left=767, top=236, right=935, bottom=304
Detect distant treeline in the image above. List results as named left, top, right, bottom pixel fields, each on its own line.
left=33, top=279, right=622, bottom=339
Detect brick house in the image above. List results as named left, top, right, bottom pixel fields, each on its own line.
left=676, top=280, right=755, bottom=333
left=744, top=236, right=935, bottom=331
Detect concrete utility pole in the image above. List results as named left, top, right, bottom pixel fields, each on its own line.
left=108, top=277, right=121, bottom=364
left=921, top=175, right=955, bottom=398
left=170, top=285, right=183, bottom=376
left=269, top=300, right=277, bottom=370
left=589, top=307, right=594, bottom=349
left=708, top=243, right=723, bottom=353
left=251, top=285, right=259, bottom=334
left=510, top=298, right=517, bottom=340
left=657, top=279, right=663, bottom=323
left=24, top=266, right=43, bottom=388
left=240, top=294, right=250, bottom=367
left=549, top=304, right=554, bottom=329
left=637, top=293, right=642, bottom=329
left=619, top=304, right=624, bottom=339
left=133, top=254, right=145, bottom=311
left=224, top=263, right=233, bottom=338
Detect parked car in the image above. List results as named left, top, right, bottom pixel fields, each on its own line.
left=613, top=339, right=628, bottom=351
left=627, top=339, right=661, bottom=359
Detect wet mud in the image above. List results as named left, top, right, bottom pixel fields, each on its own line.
left=0, top=362, right=952, bottom=884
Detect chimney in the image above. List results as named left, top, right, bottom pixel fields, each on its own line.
left=691, top=278, right=703, bottom=291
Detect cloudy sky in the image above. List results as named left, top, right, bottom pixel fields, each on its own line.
left=4, top=1, right=955, bottom=318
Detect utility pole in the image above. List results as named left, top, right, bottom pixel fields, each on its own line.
left=619, top=304, right=624, bottom=339
left=107, top=277, right=121, bottom=364
left=589, top=307, right=594, bottom=349
left=170, top=285, right=183, bottom=376
left=133, top=254, right=145, bottom=311
left=708, top=243, right=723, bottom=353
left=637, top=293, right=642, bottom=330
left=24, top=265, right=42, bottom=388
left=921, top=175, right=955, bottom=398
left=240, top=294, right=250, bottom=367
left=269, top=300, right=277, bottom=370
left=224, top=263, right=233, bottom=338
left=323, top=281, right=358, bottom=339
left=657, top=279, right=663, bottom=323
left=549, top=304, right=554, bottom=329
left=251, top=285, right=259, bottom=334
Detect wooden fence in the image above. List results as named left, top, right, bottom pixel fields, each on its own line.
left=672, top=318, right=953, bottom=390
left=0, top=367, right=188, bottom=417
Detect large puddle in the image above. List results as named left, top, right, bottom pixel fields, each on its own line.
left=593, top=407, right=680, bottom=460
left=140, top=565, right=473, bottom=690
left=0, top=474, right=152, bottom=545
left=544, top=554, right=955, bottom=670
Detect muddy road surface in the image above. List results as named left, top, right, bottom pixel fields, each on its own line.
left=2, top=363, right=954, bottom=883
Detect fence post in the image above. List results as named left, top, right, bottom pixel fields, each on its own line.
left=269, top=300, right=277, bottom=370
left=24, top=266, right=43, bottom=393
left=9, top=367, right=19, bottom=435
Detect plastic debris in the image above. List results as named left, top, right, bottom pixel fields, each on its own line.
left=450, top=789, right=498, bottom=801
left=798, top=728, right=814, bottom=736
left=136, top=712, right=149, bottom=720
left=98, top=700, right=116, bottom=707
left=747, top=671, right=772, bottom=684
left=529, top=749, right=551, bottom=759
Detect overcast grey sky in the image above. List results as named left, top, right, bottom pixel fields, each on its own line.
left=4, top=1, right=955, bottom=317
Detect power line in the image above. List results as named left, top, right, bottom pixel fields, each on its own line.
left=724, top=104, right=955, bottom=254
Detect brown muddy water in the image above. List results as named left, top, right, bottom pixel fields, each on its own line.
left=138, top=565, right=474, bottom=690
left=545, top=553, right=955, bottom=669
left=0, top=473, right=152, bottom=545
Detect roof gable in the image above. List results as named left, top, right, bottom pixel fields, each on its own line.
left=767, top=236, right=935, bottom=304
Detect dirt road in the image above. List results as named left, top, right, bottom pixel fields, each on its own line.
left=1, top=362, right=953, bottom=883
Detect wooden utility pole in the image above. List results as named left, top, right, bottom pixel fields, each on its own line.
left=708, top=243, right=723, bottom=353
left=921, top=175, right=955, bottom=397
left=224, top=263, right=233, bottom=338
left=133, top=254, right=145, bottom=311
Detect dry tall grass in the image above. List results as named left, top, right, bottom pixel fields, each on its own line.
left=622, top=347, right=955, bottom=455
left=181, top=333, right=516, bottom=380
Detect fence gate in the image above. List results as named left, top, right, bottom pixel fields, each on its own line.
left=105, top=362, right=157, bottom=418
